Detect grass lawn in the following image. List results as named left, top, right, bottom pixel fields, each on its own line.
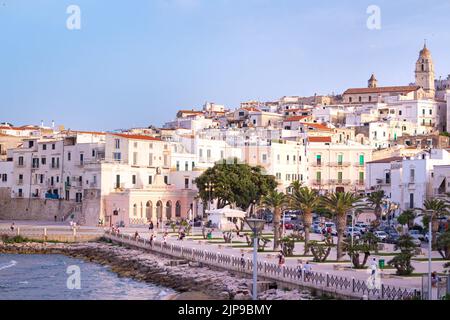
left=412, top=258, right=449, bottom=262
left=373, top=252, right=399, bottom=256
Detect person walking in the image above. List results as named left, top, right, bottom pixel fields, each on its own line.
left=297, top=260, right=304, bottom=280
left=277, top=250, right=285, bottom=268
left=304, top=261, right=312, bottom=280
left=240, top=254, right=246, bottom=271
left=10, top=222, right=15, bottom=232
left=149, top=234, right=154, bottom=247
left=149, top=221, right=154, bottom=232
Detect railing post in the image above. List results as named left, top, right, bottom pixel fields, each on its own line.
left=326, top=273, right=329, bottom=287
left=381, top=284, right=385, bottom=299
left=352, top=278, right=355, bottom=293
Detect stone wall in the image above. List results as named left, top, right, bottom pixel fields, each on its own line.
left=0, top=188, right=77, bottom=221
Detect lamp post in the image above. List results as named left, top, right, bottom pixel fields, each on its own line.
left=426, top=209, right=433, bottom=300
left=245, top=218, right=266, bottom=301
left=204, top=182, right=215, bottom=211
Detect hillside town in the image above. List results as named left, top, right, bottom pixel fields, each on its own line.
left=0, top=44, right=449, bottom=229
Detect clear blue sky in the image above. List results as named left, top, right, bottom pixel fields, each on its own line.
left=1, top=0, right=450, bottom=131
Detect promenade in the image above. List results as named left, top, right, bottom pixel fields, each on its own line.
left=1, top=221, right=448, bottom=299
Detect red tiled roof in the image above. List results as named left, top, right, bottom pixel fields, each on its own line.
left=284, top=116, right=309, bottom=122
left=344, top=86, right=420, bottom=95
left=112, top=133, right=161, bottom=141
left=366, top=156, right=403, bottom=164
left=308, top=136, right=332, bottom=143
left=302, top=123, right=332, bottom=131
left=241, top=107, right=261, bottom=112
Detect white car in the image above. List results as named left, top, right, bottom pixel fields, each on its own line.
left=355, top=223, right=369, bottom=233
left=374, top=231, right=388, bottom=241
left=345, top=227, right=362, bottom=239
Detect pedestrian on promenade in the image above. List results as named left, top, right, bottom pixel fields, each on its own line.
left=277, top=250, right=285, bottom=268
left=134, top=231, right=140, bottom=241
left=240, top=254, right=246, bottom=271
left=163, top=232, right=168, bottom=244
left=370, top=258, right=377, bottom=276
left=54, top=215, right=57, bottom=222
left=304, top=261, right=312, bottom=280
left=149, top=234, right=154, bottom=247
left=149, top=221, right=154, bottom=231
left=10, top=222, right=15, bottom=232
left=297, top=260, right=304, bottom=280
left=432, top=272, right=439, bottom=288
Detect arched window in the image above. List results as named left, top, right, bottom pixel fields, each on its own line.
left=146, top=201, right=153, bottom=221
left=166, top=201, right=172, bottom=220
left=175, top=201, right=182, bottom=218
left=156, top=201, right=163, bottom=221
left=133, top=204, right=137, bottom=216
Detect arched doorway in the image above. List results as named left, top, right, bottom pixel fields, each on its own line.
left=166, top=201, right=172, bottom=220
left=156, top=201, right=163, bottom=222
left=146, top=201, right=153, bottom=222
left=175, top=201, right=181, bottom=218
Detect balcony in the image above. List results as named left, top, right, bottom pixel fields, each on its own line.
left=354, top=163, right=365, bottom=168
left=311, top=162, right=323, bottom=168
left=50, top=164, right=60, bottom=170
left=329, top=179, right=351, bottom=186
left=15, top=162, right=25, bottom=168
left=376, top=179, right=391, bottom=186
left=330, top=162, right=351, bottom=167
left=16, top=180, right=24, bottom=186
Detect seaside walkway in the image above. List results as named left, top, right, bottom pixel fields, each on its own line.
left=103, top=231, right=420, bottom=300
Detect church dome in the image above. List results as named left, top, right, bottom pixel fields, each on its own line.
left=419, top=44, right=431, bottom=59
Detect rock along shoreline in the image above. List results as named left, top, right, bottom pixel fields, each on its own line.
left=0, top=239, right=315, bottom=300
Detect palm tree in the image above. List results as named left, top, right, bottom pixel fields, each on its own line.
left=397, top=209, right=416, bottom=230
left=366, top=190, right=385, bottom=225
left=421, top=199, right=449, bottom=248
left=262, top=190, right=287, bottom=250
left=289, top=186, right=321, bottom=254
left=321, top=192, right=364, bottom=261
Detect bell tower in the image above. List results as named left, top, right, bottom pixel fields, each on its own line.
left=415, top=42, right=435, bottom=98
left=368, top=73, right=378, bottom=88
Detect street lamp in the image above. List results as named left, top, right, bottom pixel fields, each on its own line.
left=245, top=218, right=266, bottom=301
left=204, top=182, right=215, bottom=211
left=425, top=209, right=433, bottom=300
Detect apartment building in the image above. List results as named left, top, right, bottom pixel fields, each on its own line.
left=306, top=137, right=373, bottom=194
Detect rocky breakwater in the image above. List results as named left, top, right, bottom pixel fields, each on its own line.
left=0, top=240, right=256, bottom=300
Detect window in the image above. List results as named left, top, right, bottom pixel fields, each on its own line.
left=134, top=142, right=138, bottom=148
left=192, top=162, right=195, bottom=169
left=338, top=172, right=343, bottom=183
left=132, top=175, right=136, bottom=185
left=359, top=155, right=365, bottom=166
left=18, top=156, right=24, bottom=166
left=199, top=149, right=203, bottom=158
left=410, top=169, right=415, bottom=183
left=67, top=152, right=71, bottom=161
left=316, top=172, right=321, bottom=183
left=113, top=152, right=121, bottom=162
left=80, top=154, right=84, bottom=165
left=163, top=155, right=168, bottom=167
left=149, top=143, right=153, bottom=149
left=176, top=161, right=180, bottom=171
left=149, top=153, right=153, bottom=166
left=316, top=155, right=322, bottom=166
left=429, top=109, right=432, bottom=115
left=115, top=175, right=120, bottom=189
left=52, top=144, right=55, bottom=150
left=207, top=149, right=211, bottom=160
left=92, top=149, right=96, bottom=157
left=220, top=150, right=224, bottom=159
left=148, top=176, right=153, bottom=185
left=185, top=162, right=188, bottom=171
left=164, top=176, right=168, bottom=185
left=262, top=154, right=267, bottom=162
left=399, top=110, right=402, bottom=116
left=359, top=172, right=364, bottom=184
left=185, top=178, right=189, bottom=189
left=115, top=139, right=120, bottom=149
left=409, top=193, right=414, bottom=209
left=385, top=172, right=391, bottom=184
left=43, top=144, right=47, bottom=151
left=2, top=174, right=7, bottom=182
left=337, top=154, right=343, bottom=165
left=133, top=152, right=138, bottom=166
left=18, top=189, right=23, bottom=197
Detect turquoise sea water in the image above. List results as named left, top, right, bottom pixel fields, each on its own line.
left=0, top=254, right=175, bottom=300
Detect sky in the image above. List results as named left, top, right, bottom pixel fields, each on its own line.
left=1, top=0, right=450, bottom=131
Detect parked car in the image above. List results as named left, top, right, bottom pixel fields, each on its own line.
left=264, top=213, right=273, bottom=223
left=408, top=230, right=425, bottom=241
left=322, top=222, right=337, bottom=235
left=313, top=224, right=323, bottom=234
left=411, top=238, right=422, bottom=247
left=385, top=233, right=400, bottom=244
left=284, top=222, right=295, bottom=230
left=355, top=223, right=370, bottom=234
left=345, top=227, right=362, bottom=239
left=374, top=231, right=388, bottom=242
